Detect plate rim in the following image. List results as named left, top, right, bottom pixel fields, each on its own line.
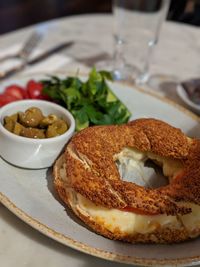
left=1, top=192, right=200, bottom=267
left=176, top=84, right=200, bottom=113
left=1, top=78, right=200, bottom=266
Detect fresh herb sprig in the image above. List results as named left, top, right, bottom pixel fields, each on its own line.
left=42, top=68, right=131, bottom=131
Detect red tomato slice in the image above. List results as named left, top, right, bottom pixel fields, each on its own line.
left=5, top=85, right=26, bottom=100
left=120, top=206, right=159, bottom=216
left=26, top=80, right=44, bottom=99
left=0, top=94, right=19, bottom=107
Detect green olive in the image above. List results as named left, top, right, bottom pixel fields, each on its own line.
left=46, top=119, right=68, bottom=138
left=19, top=107, right=44, bottom=127
left=3, top=106, right=68, bottom=139
left=4, top=113, right=18, bottom=132
left=40, top=114, right=58, bottom=127
left=13, top=122, right=24, bottom=135
left=5, top=113, right=18, bottom=123
left=21, top=127, right=45, bottom=139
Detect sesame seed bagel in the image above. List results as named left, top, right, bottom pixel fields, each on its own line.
left=53, top=118, right=200, bottom=243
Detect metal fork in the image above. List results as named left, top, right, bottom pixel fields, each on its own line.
left=0, top=31, right=42, bottom=62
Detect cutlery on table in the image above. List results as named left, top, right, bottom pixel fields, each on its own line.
left=0, top=41, right=74, bottom=80
left=0, top=31, right=43, bottom=63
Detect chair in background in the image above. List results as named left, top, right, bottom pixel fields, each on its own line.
left=0, top=0, right=111, bottom=34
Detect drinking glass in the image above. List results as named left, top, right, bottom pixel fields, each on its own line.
left=111, top=0, right=170, bottom=84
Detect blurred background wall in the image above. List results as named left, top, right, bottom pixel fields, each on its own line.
left=0, top=0, right=200, bottom=34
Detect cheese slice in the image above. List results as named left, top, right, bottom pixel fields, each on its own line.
left=76, top=193, right=180, bottom=234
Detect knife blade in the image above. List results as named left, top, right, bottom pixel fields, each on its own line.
left=0, top=41, right=74, bottom=80
left=28, top=41, right=74, bottom=65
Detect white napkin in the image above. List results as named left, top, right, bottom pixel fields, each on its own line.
left=0, top=44, right=72, bottom=75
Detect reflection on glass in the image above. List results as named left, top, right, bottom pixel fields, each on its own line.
left=112, top=0, right=170, bottom=84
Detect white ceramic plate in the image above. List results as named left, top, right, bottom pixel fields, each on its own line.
left=1, top=77, right=200, bottom=267
left=176, top=84, right=200, bottom=115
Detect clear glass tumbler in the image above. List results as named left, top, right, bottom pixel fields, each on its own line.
left=112, top=0, right=170, bottom=84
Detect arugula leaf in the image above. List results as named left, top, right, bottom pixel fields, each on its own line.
left=72, top=108, right=89, bottom=131
left=42, top=68, right=131, bottom=131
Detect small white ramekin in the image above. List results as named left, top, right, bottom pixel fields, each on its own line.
left=0, top=100, right=75, bottom=169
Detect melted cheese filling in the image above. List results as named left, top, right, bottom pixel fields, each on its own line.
left=75, top=194, right=200, bottom=235
left=180, top=203, right=200, bottom=232
left=76, top=193, right=179, bottom=234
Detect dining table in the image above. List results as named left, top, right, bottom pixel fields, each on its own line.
left=0, top=14, right=200, bottom=267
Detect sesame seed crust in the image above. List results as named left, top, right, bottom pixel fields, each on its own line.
left=53, top=118, right=200, bottom=243
left=64, top=119, right=193, bottom=215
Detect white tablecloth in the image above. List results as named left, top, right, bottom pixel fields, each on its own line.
left=0, top=14, right=200, bottom=267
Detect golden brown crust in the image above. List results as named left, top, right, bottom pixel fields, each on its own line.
left=63, top=119, right=193, bottom=215
left=128, top=118, right=190, bottom=158
left=53, top=118, right=200, bottom=243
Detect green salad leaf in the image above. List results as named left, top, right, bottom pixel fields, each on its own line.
left=42, top=68, right=131, bottom=131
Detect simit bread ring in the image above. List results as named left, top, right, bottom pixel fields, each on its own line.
left=53, top=118, right=200, bottom=243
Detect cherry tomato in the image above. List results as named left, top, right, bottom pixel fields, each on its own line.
left=5, top=85, right=26, bottom=100
left=0, top=80, right=51, bottom=108
left=37, top=94, right=51, bottom=100
left=26, top=80, right=43, bottom=99
left=0, top=94, right=19, bottom=107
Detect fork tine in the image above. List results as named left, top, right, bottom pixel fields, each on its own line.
left=19, top=31, right=42, bottom=59
left=0, top=31, right=43, bottom=62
